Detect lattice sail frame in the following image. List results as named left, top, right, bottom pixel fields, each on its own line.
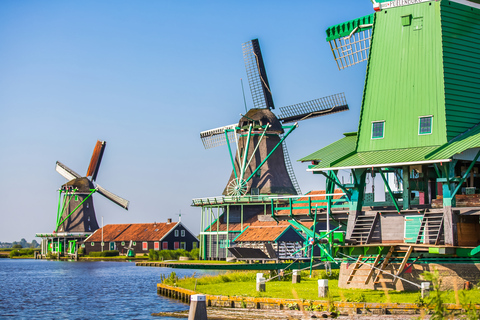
left=329, top=28, right=372, bottom=70
left=242, top=39, right=274, bottom=110
left=200, top=124, right=238, bottom=149
left=279, top=93, right=348, bottom=123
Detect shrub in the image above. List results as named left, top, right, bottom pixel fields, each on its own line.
left=149, top=248, right=200, bottom=261
left=88, top=250, right=119, bottom=257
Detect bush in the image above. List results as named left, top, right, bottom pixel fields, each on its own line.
left=88, top=250, right=119, bottom=257
left=9, top=248, right=37, bottom=258
left=149, top=248, right=200, bottom=261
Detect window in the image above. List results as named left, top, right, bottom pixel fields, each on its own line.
left=175, top=230, right=179, bottom=237
left=180, top=242, right=186, bottom=250
left=86, top=203, right=89, bottom=208
left=251, top=187, right=259, bottom=195
left=121, top=241, right=125, bottom=246
left=419, top=116, right=432, bottom=135
left=162, top=242, right=168, bottom=250
left=192, top=242, right=197, bottom=249
left=181, top=230, right=185, bottom=237
left=154, top=242, right=160, bottom=250
left=142, top=242, right=148, bottom=250
left=174, top=242, right=180, bottom=250
left=132, top=242, right=136, bottom=246
left=91, top=242, right=95, bottom=246
left=371, top=121, right=385, bottom=139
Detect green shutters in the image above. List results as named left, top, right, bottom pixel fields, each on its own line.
left=371, top=121, right=385, bottom=139
left=419, top=116, right=433, bottom=135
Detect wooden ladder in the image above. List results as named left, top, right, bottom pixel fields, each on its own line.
left=416, top=211, right=444, bottom=245
left=364, top=253, right=383, bottom=285
left=346, top=255, right=370, bottom=285
left=373, top=246, right=395, bottom=284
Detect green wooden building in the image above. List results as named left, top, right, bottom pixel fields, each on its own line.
left=274, top=0, right=480, bottom=290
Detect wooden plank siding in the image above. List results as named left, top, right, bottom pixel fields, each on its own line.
left=441, top=1, right=480, bottom=140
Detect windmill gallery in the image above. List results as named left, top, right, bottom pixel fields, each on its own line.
left=35, top=0, right=480, bottom=292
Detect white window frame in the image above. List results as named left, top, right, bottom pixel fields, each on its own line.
left=371, top=120, right=385, bottom=140
left=175, top=230, right=179, bottom=237
left=181, top=230, right=185, bottom=237
left=154, top=242, right=160, bottom=251
left=142, top=242, right=148, bottom=251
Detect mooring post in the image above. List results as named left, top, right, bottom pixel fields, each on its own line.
left=318, top=279, right=329, bottom=298
left=421, top=282, right=430, bottom=299
left=292, top=269, right=301, bottom=284
left=256, top=275, right=266, bottom=292
left=188, top=294, right=207, bottom=320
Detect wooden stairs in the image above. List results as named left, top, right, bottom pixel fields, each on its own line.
left=345, top=246, right=414, bottom=287
left=416, top=211, right=444, bottom=245
left=350, top=213, right=379, bottom=244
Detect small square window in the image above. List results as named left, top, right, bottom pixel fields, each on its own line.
left=419, top=116, right=432, bottom=135
left=154, top=242, right=160, bottom=250
left=401, top=14, right=412, bottom=26
left=180, top=242, right=186, bottom=250
left=162, top=242, right=168, bottom=250
left=371, top=121, right=385, bottom=139
left=142, top=242, right=148, bottom=250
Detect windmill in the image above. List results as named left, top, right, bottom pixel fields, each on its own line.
left=54, top=140, right=129, bottom=234
left=124, top=240, right=135, bottom=257
left=200, top=39, right=349, bottom=197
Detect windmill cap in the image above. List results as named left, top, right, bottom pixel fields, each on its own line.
left=239, top=109, right=283, bottom=133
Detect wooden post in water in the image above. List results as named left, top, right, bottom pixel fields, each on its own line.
left=188, top=294, right=207, bottom=320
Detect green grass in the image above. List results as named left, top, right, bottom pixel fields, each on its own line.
left=171, top=271, right=480, bottom=305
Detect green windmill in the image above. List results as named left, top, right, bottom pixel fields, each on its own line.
left=200, top=39, right=349, bottom=198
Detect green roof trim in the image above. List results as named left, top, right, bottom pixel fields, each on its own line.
left=326, top=14, right=374, bottom=42
left=298, top=132, right=357, bottom=166
left=426, top=124, right=480, bottom=160
left=310, top=145, right=441, bottom=170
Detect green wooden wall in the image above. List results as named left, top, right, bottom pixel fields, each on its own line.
left=356, top=2, right=447, bottom=152
left=441, top=1, right=480, bottom=140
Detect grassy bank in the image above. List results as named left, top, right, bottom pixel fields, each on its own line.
left=164, top=270, right=480, bottom=306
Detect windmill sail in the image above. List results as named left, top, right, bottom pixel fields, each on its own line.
left=326, top=14, right=374, bottom=70
left=200, top=124, right=237, bottom=149
left=86, top=140, right=106, bottom=181
left=96, top=184, right=130, bottom=210
left=278, top=93, right=348, bottom=123
left=56, top=161, right=82, bottom=181
left=243, top=39, right=275, bottom=110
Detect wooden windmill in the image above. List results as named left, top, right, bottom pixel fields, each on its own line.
left=54, top=140, right=129, bottom=234
left=200, top=39, right=349, bottom=197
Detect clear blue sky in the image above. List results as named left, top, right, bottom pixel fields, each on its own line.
left=0, top=1, right=374, bottom=242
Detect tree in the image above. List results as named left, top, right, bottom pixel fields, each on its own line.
left=12, top=244, right=22, bottom=249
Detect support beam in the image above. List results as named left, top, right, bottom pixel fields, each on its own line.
left=402, top=166, right=410, bottom=210
left=346, top=169, right=367, bottom=239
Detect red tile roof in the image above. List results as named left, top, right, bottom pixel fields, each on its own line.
left=86, top=222, right=178, bottom=242
left=234, top=225, right=293, bottom=242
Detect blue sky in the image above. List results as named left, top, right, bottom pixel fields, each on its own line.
left=0, top=1, right=373, bottom=242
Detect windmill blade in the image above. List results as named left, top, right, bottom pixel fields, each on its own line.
left=242, top=39, right=275, bottom=110
left=200, top=124, right=237, bottom=149
left=96, top=184, right=129, bottom=210
left=86, top=140, right=106, bottom=181
left=55, top=161, right=82, bottom=181
left=278, top=93, right=349, bottom=124
left=325, top=14, right=374, bottom=70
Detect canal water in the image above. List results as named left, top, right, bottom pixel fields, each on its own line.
left=0, top=259, right=217, bottom=319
